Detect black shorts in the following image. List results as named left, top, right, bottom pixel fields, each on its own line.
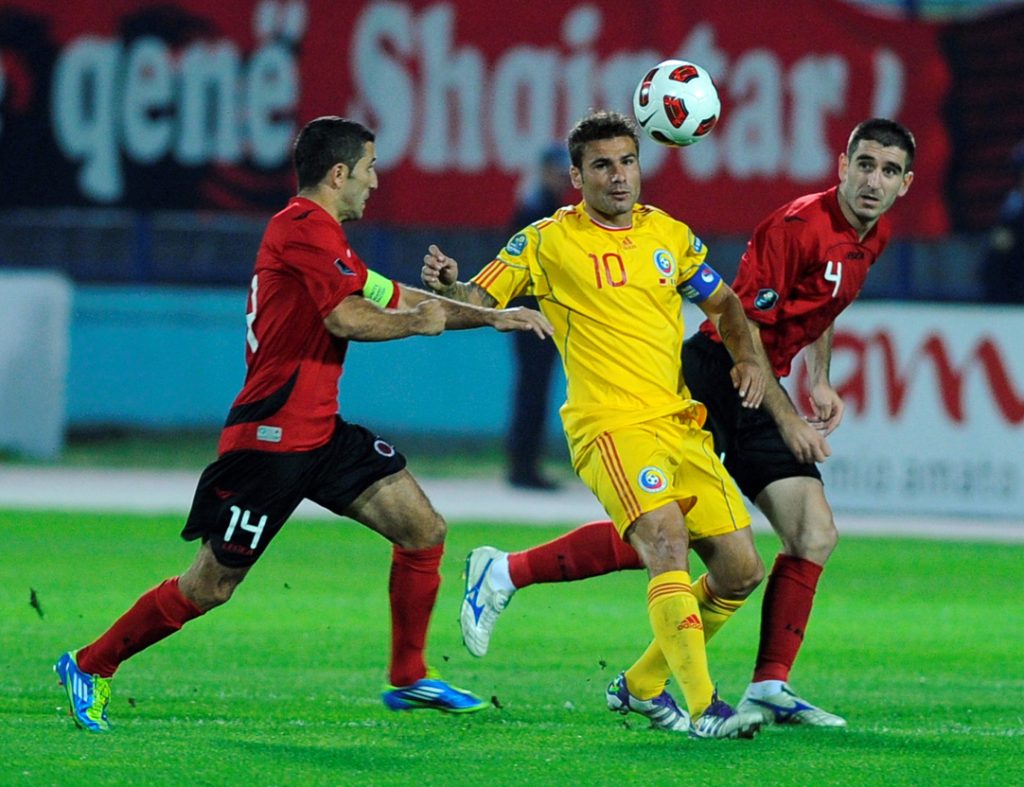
left=682, top=332, right=821, bottom=501
left=181, top=417, right=407, bottom=567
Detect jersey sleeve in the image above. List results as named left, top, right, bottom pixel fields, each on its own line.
left=469, top=227, right=537, bottom=308
left=731, top=222, right=801, bottom=326
left=676, top=225, right=721, bottom=299
left=385, top=281, right=402, bottom=309
left=282, top=219, right=368, bottom=319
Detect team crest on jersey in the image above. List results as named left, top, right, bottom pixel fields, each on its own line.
left=374, top=439, right=396, bottom=457
left=637, top=465, right=668, bottom=493
left=653, top=249, right=676, bottom=278
left=504, top=233, right=528, bottom=256
left=754, top=288, right=779, bottom=310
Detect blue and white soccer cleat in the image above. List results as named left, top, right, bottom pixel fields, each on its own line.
left=460, top=546, right=513, bottom=658
left=382, top=673, right=488, bottom=714
left=54, top=650, right=112, bottom=732
left=605, top=672, right=691, bottom=732
left=737, top=683, right=847, bottom=727
left=689, top=690, right=761, bottom=739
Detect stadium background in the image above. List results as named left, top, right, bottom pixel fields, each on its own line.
left=0, top=0, right=1022, bottom=524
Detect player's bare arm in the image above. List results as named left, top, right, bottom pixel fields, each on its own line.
left=746, top=318, right=831, bottom=464
left=698, top=285, right=766, bottom=409
left=324, top=293, right=445, bottom=341
left=399, top=286, right=552, bottom=338
left=421, top=244, right=499, bottom=307
left=803, top=324, right=845, bottom=436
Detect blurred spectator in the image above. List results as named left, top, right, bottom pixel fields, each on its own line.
left=506, top=144, right=571, bottom=490
left=981, top=141, right=1024, bottom=303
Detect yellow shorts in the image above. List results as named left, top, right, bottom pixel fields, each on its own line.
left=575, top=415, right=751, bottom=539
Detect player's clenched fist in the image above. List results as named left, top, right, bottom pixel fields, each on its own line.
left=422, top=244, right=459, bottom=291
left=412, top=299, right=446, bottom=335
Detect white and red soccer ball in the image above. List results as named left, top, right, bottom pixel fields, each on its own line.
left=632, top=59, right=721, bottom=147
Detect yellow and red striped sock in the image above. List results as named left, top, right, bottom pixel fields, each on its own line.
left=692, top=572, right=746, bottom=642
left=639, top=570, right=714, bottom=717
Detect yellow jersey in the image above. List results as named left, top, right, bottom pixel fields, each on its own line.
left=471, top=201, right=718, bottom=455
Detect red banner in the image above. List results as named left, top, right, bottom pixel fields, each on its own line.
left=0, top=0, right=950, bottom=235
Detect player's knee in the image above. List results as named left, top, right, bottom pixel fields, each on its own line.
left=713, top=554, right=764, bottom=599
left=788, top=518, right=838, bottom=563
left=423, top=514, right=447, bottom=546
left=738, top=556, right=766, bottom=596
left=816, top=522, right=839, bottom=560
left=402, top=510, right=447, bottom=549
left=208, top=576, right=243, bottom=608
left=181, top=572, right=244, bottom=611
left=812, top=518, right=838, bottom=556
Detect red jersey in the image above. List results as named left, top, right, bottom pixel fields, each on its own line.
left=218, top=197, right=400, bottom=454
left=700, top=186, right=891, bottom=377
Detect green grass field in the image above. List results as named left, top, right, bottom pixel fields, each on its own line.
left=3, top=509, right=1022, bottom=786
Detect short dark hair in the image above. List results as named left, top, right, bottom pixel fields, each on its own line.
left=567, top=110, right=640, bottom=169
left=293, top=116, right=375, bottom=190
left=848, top=118, right=916, bottom=171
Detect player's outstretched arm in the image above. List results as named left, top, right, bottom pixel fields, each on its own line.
left=324, top=293, right=446, bottom=341
left=399, top=285, right=553, bottom=338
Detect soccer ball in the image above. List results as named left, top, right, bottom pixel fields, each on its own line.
left=632, top=59, right=721, bottom=147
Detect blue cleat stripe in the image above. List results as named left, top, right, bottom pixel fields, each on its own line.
left=463, top=558, right=494, bottom=624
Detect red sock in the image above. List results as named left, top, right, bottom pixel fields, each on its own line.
left=752, top=553, right=824, bottom=683
left=77, top=577, right=204, bottom=678
left=507, top=520, right=642, bottom=588
left=388, top=543, right=443, bottom=687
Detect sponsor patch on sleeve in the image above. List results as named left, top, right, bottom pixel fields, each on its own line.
left=504, top=233, right=528, bottom=256
left=754, top=288, right=779, bottom=310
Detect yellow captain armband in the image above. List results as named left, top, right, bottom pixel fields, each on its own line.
left=363, top=268, right=395, bottom=307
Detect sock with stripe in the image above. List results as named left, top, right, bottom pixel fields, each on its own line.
left=507, top=520, right=642, bottom=588
left=692, top=572, right=746, bottom=641
left=752, top=553, right=823, bottom=682
left=622, top=572, right=745, bottom=700
left=388, top=543, right=444, bottom=687
left=640, top=570, right=714, bottom=718
left=77, top=577, right=204, bottom=678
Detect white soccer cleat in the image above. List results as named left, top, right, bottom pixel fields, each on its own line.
left=689, top=691, right=761, bottom=740
left=460, top=546, right=513, bottom=658
left=737, top=683, right=847, bottom=727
